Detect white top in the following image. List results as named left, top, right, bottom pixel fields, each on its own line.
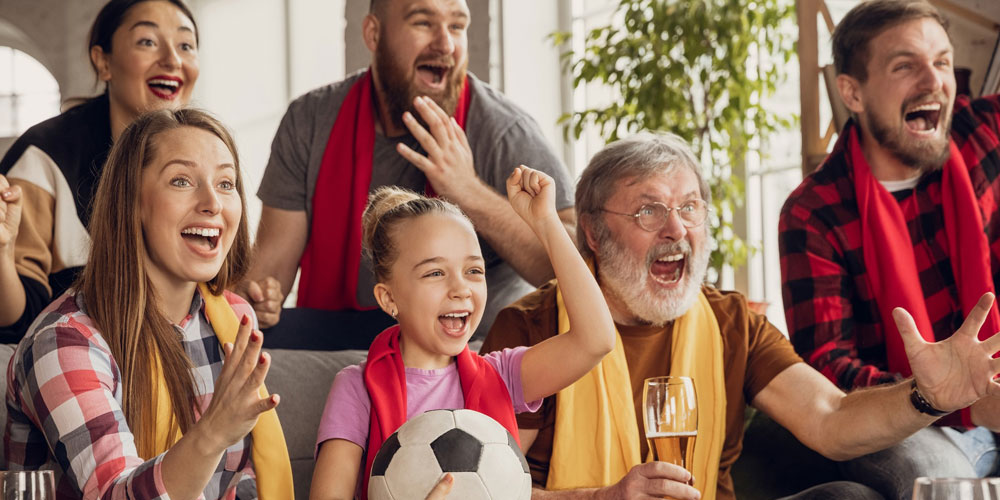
left=879, top=175, right=921, bottom=193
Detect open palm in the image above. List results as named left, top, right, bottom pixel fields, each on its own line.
left=893, top=293, right=1000, bottom=412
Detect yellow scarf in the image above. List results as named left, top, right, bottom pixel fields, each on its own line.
left=151, top=284, right=295, bottom=499
left=547, top=285, right=725, bottom=499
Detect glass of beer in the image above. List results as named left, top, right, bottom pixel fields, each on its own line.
left=642, top=376, right=697, bottom=470
left=0, top=470, right=56, bottom=499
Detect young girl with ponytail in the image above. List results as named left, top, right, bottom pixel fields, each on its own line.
left=310, top=166, right=615, bottom=499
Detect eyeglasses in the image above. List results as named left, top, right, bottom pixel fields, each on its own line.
left=601, top=200, right=710, bottom=232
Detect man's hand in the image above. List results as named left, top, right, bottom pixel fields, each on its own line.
left=893, top=292, right=1000, bottom=412
left=0, top=175, right=23, bottom=256
left=971, top=396, right=1000, bottom=432
left=595, top=462, right=700, bottom=500
left=396, top=95, right=480, bottom=203
left=239, top=277, right=284, bottom=329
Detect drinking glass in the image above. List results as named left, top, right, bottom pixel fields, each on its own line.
left=0, top=470, right=55, bottom=500
left=642, top=376, right=698, bottom=471
left=912, top=477, right=1000, bottom=500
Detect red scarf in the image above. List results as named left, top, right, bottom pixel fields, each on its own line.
left=297, top=70, right=472, bottom=309
left=852, top=127, right=999, bottom=425
left=360, top=325, right=519, bottom=500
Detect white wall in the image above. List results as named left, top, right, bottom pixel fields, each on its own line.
left=500, top=0, right=570, bottom=171
left=287, top=0, right=345, bottom=98
left=0, top=0, right=105, bottom=100
left=188, top=0, right=345, bottom=233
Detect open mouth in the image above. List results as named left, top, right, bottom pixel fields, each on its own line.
left=904, top=102, right=942, bottom=135
left=438, top=311, right=470, bottom=337
left=650, top=253, right=686, bottom=285
left=147, top=77, right=183, bottom=100
left=181, top=227, right=220, bottom=252
left=416, top=62, right=451, bottom=87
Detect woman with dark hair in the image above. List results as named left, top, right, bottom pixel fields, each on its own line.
left=4, top=109, right=293, bottom=500
left=0, top=0, right=200, bottom=341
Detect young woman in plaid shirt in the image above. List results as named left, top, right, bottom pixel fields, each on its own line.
left=4, top=109, right=284, bottom=499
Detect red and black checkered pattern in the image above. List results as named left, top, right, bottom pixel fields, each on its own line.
left=780, top=95, right=1000, bottom=393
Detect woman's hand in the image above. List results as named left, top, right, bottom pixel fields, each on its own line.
left=196, top=314, right=279, bottom=453
left=506, top=166, right=559, bottom=236
left=0, top=175, right=23, bottom=255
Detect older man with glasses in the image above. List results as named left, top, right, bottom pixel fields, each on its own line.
left=482, top=132, right=1000, bottom=500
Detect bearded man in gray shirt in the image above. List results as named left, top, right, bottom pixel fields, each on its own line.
left=241, top=0, right=575, bottom=348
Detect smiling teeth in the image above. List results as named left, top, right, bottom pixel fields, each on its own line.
left=908, top=103, right=941, bottom=113
left=442, top=312, right=469, bottom=318
left=148, top=79, right=179, bottom=88
left=657, top=254, right=684, bottom=263
left=182, top=227, right=220, bottom=237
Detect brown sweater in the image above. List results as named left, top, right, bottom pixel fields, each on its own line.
left=481, top=283, right=802, bottom=500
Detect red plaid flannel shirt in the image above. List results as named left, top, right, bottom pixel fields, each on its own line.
left=779, top=95, right=1000, bottom=397
left=3, top=289, right=258, bottom=500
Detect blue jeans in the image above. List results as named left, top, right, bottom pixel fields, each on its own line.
left=941, top=426, right=1000, bottom=478
left=839, top=426, right=998, bottom=500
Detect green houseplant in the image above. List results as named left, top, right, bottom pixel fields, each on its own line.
left=554, top=0, right=795, bottom=277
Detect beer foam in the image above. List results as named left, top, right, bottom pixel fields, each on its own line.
left=647, top=431, right=697, bottom=438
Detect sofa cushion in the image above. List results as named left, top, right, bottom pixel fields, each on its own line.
left=267, top=348, right=367, bottom=499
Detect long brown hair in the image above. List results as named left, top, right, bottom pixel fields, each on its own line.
left=77, top=108, right=250, bottom=458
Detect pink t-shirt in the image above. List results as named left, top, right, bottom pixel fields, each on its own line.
left=315, top=346, right=540, bottom=455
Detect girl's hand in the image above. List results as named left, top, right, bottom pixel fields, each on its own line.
left=0, top=175, right=22, bottom=255
left=506, top=166, right=558, bottom=232
left=196, top=314, right=279, bottom=453
left=424, top=474, right=454, bottom=499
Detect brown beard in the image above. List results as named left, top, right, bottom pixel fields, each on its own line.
left=374, top=35, right=467, bottom=133
left=867, top=93, right=953, bottom=173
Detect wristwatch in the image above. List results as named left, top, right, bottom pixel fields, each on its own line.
left=909, top=379, right=948, bottom=417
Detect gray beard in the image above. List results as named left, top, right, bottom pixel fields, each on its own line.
left=596, top=234, right=710, bottom=326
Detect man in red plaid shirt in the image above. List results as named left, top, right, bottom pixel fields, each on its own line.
left=780, top=0, right=1000, bottom=496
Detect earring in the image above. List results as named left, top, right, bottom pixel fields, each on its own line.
left=390, top=309, right=398, bottom=319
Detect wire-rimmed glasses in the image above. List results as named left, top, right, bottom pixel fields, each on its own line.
left=601, top=200, right=710, bottom=232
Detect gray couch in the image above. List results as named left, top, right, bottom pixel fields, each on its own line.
left=0, top=343, right=368, bottom=499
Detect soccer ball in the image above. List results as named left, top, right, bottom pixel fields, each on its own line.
left=368, top=409, right=532, bottom=499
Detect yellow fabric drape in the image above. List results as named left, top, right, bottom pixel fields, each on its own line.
left=546, top=285, right=725, bottom=500
left=668, top=292, right=726, bottom=498
left=151, top=284, right=295, bottom=499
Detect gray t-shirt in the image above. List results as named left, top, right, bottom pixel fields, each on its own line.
left=258, top=72, right=574, bottom=338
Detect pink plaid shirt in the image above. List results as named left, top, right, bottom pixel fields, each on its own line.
left=4, top=289, right=258, bottom=500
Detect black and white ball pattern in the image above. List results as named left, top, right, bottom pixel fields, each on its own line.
left=368, top=409, right=532, bottom=499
